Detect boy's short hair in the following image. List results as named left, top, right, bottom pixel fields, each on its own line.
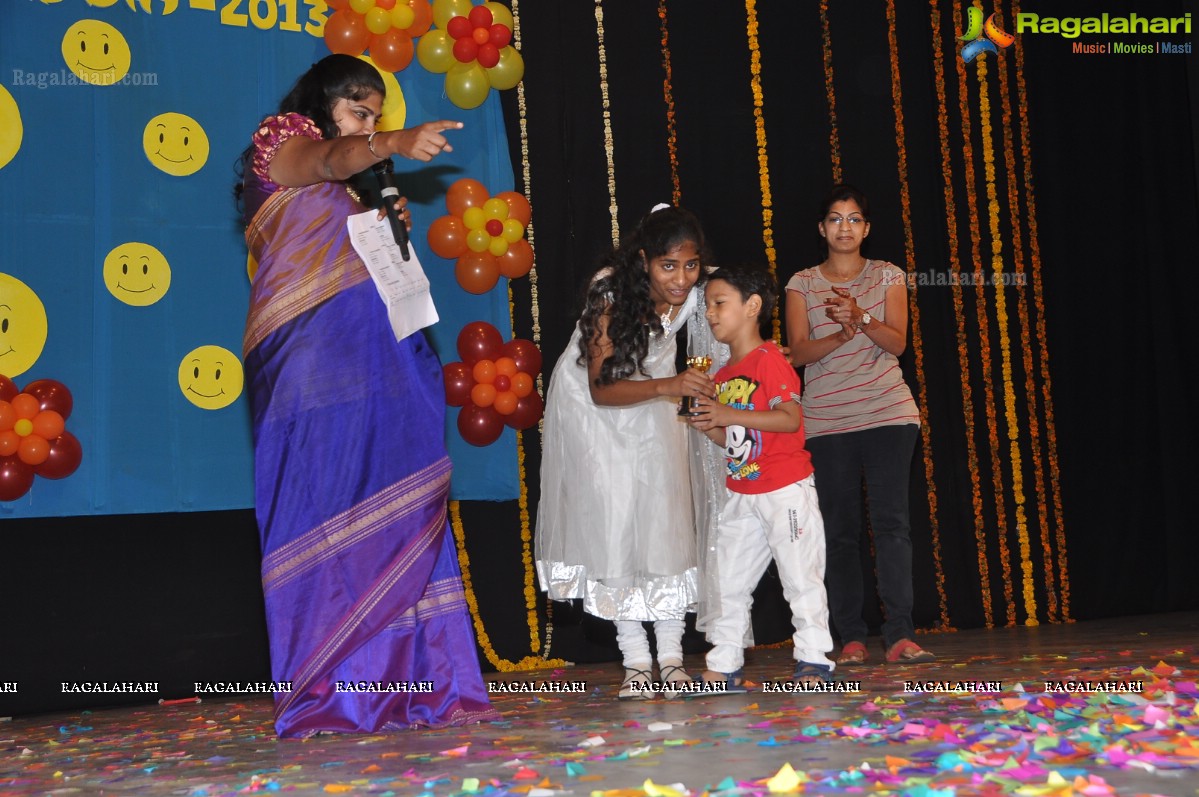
left=707, top=263, right=777, bottom=319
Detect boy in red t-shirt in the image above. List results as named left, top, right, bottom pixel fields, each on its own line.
left=687, top=264, right=835, bottom=688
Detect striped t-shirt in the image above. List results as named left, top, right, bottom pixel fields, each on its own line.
left=785, top=260, right=920, bottom=438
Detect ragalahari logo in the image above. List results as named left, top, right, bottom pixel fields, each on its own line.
left=959, top=6, right=1016, bottom=62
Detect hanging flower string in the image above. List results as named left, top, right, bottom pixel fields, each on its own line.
left=819, top=0, right=842, bottom=183
left=595, top=0, right=620, bottom=245
left=930, top=0, right=992, bottom=628
left=744, top=0, right=779, bottom=341
left=886, top=0, right=951, bottom=631
left=1012, top=0, right=1070, bottom=621
left=659, top=0, right=681, bottom=206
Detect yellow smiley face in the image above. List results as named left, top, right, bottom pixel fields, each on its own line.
left=178, top=345, right=243, bottom=410
left=0, top=273, right=49, bottom=379
left=143, top=112, right=209, bottom=176
left=61, top=19, right=132, bottom=86
left=103, top=242, right=171, bottom=306
left=0, top=84, right=22, bottom=171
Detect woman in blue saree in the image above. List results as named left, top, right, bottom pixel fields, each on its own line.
left=239, top=55, right=494, bottom=737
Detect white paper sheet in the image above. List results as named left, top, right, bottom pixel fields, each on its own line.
left=346, top=209, right=439, bottom=342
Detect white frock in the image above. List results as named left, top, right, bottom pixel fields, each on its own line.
left=535, top=287, right=700, bottom=621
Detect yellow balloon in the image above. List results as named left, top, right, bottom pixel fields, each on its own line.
left=178, top=345, right=244, bottom=410
left=416, top=29, right=454, bottom=74
left=0, top=273, right=48, bottom=378
left=389, top=3, right=415, bottom=29
left=247, top=251, right=258, bottom=283
left=349, top=0, right=375, bottom=13
left=358, top=55, right=407, bottom=131
left=462, top=206, right=486, bottom=231
left=486, top=45, right=524, bottom=90
left=432, top=0, right=471, bottom=30
left=143, top=112, right=210, bottom=176
left=488, top=236, right=508, bottom=257
left=86, top=0, right=121, bottom=6
left=61, top=19, right=132, bottom=86
left=483, top=197, right=509, bottom=221
left=484, top=1, right=513, bottom=30
left=102, top=241, right=171, bottom=306
left=466, top=229, right=490, bottom=253
left=445, top=62, right=490, bottom=110
left=501, top=218, right=524, bottom=243
left=365, top=7, right=391, bottom=34
left=0, top=84, right=22, bottom=171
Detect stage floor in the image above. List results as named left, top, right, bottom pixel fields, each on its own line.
left=2, top=612, right=1197, bottom=796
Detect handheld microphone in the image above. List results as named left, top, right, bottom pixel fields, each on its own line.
left=371, top=158, right=410, bottom=261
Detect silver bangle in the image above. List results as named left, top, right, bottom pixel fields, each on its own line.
left=367, top=130, right=381, bottom=158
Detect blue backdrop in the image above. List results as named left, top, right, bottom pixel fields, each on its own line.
left=0, top=0, right=520, bottom=519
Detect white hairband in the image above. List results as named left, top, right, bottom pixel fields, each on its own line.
left=651, top=203, right=672, bottom=213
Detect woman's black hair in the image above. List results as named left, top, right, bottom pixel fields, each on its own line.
left=234, top=55, right=385, bottom=204
left=577, top=206, right=709, bottom=385
left=818, top=183, right=870, bottom=221
left=707, top=263, right=777, bottom=321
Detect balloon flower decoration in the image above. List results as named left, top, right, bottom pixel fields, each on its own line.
left=428, top=178, right=533, bottom=294
left=416, top=0, right=525, bottom=109
left=444, top=322, right=543, bottom=447
left=324, top=0, right=433, bottom=73
left=0, top=375, right=83, bottom=502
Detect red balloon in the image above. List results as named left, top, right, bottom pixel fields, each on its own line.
left=35, top=431, right=82, bottom=480
left=17, top=434, right=49, bottom=466
left=493, top=374, right=511, bottom=393
left=324, top=8, right=370, bottom=56
left=457, top=321, right=504, bottom=364
left=452, top=36, right=478, bottom=63
left=497, top=238, right=533, bottom=279
left=489, top=23, right=512, bottom=48
left=443, top=361, right=474, bottom=407
left=455, top=251, right=500, bottom=294
left=502, top=338, right=542, bottom=379
left=446, top=14, right=472, bottom=39
left=476, top=41, right=500, bottom=68
left=468, top=4, right=493, bottom=28
left=446, top=178, right=489, bottom=216
left=0, top=375, right=17, bottom=402
left=369, top=28, right=414, bottom=72
left=505, top=391, right=543, bottom=430
left=375, top=0, right=395, bottom=8
left=22, top=379, right=73, bottom=419
left=0, top=454, right=34, bottom=501
left=457, top=404, right=504, bottom=446
left=428, top=215, right=468, bottom=259
left=485, top=218, right=503, bottom=237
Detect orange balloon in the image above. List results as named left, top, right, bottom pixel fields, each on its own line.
left=325, top=8, right=370, bottom=55
left=498, top=238, right=533, bottom=279
left=446, top=178, right=489, bottom=217
left=511, top=371, right=533, bottom=398
left=427, top=215, right=468, bottom=259
left=494, top=356, right=517, bottom=378
left=0, top=401, right=14, bottom=432
left=369, top=28, right=415, bottom=72
left=497, top=191, right=531, bottom=226
left=493, top=390, right=518, bottom=416
left=455, top=251, right=500, bottom=294
left=470, top=382, right=497, bottom=408
left=0, top=430, right=18, bottom=457
left=472, top=359, right=497, bottom=384
left=11, top=393, right=39, bottom=420
left=407, top=0, right=433, bottom=36
left=31, top=410, right=65, bottom=440
left=17, top=433, right=49, bottom=466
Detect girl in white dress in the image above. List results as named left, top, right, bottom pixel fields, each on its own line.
left=536, top=205, right=717, bottom=699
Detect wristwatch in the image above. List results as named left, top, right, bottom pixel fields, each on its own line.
left=860, top=312, right=873, bottom=329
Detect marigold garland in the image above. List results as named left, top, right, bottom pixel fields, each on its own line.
left=952, top=0, right=1014, bottom=628
left=886, top=0, right=951, bottom=631
left=819, top=0, right=841, bottom=183
left=992, top=0, right=1058, bottom=623
left=450, top=500, right=567, bottom=672
left=744, top=0, right=779, bottom=341
left=595, top=0, right=619, bottom=245
left=1011, top=0, right=1070, bottom=620
left=929, top=0, right=991, bottom=628
left=658, top=0, right=681, bottom=206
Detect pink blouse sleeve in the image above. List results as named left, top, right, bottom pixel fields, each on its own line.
left=250, top=113, right=323, bottom=184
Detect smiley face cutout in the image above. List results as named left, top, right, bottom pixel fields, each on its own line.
left=0, top=84, right=22, bottom=171
left=178, top=345, right=243, bottom=410
left=103, top=242, right=171, bottom=306
left=0, top=273, right=49, bottom=378
left=143, top=112, right=209, bottom=176
left=61, top=19, right=132, bottom=86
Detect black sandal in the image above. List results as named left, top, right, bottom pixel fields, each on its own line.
left=618, top=667, right=654, bottom=700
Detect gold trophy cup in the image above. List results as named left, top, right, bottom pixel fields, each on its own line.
left=678, top=355, right=712, bottom=417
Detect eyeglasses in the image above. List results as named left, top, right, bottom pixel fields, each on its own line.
left=825, top=216, right=866, bottom=226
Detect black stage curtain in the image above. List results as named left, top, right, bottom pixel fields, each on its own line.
left=3, top=0, right=1197, bottom=715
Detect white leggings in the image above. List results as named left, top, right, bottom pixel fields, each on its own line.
left=614, top=618, right=685, bottom=668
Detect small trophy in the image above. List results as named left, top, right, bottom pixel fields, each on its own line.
left=678, top=355, right=712, bottom=417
